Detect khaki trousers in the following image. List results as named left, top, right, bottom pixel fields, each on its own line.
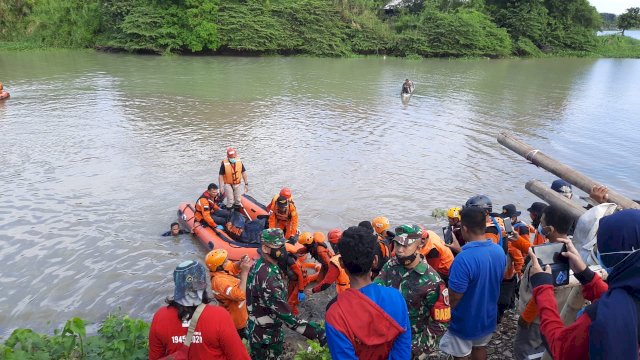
left=224, top=183, right=242, bottom=206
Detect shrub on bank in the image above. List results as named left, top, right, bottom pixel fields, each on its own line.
left=0, top=315, right=149, bottom=360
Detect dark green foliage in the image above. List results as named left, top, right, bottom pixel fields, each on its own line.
left=394, top=8, right=512, bottom=57
left=217, top=0, right=296, bottom=53
left=617, top=8, right=640, bottom=36
left=0, top=315, right=150, bottom=360
left=0, top=0, right=635, bottom=57
left=102, top=0, right=220, bottom=54
left=24, top=0, right=101, bottom=47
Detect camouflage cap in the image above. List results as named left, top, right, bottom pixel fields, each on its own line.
left=261, top=228, right=285, bottom=247
left=394, top=224, right=423, bottom=246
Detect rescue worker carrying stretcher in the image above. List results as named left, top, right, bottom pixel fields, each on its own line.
left=205, top=249, right=251, bottom=339
left=297, top=232, right=334, bottom=285
left=267, top=187, right=299, bottom=241
left=312, top=228, right=350, bottom=294
left=194, top=184, right=231, bottom=229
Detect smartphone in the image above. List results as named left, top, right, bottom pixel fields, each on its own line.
left=503, top=217, right=514, bottom=235
left=442, top=227, right=453, bottom=245
left=532, top=242, right=567, bottom=265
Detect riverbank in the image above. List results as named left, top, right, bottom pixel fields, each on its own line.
left=0, top=0, right=619, bottom=58
left=2, top=34, right=640, bottom=59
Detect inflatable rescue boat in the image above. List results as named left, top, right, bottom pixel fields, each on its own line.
left=178, top=194, right=302, bottom=260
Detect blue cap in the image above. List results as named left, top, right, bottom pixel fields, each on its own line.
left=551, top=179, right=572, bottom=194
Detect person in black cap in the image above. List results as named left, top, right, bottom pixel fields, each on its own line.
left=502, top=205, right=529, bottom=242
left=527, top=202, right=548, bottom=247
left=551, top=179, right=573, bottom=199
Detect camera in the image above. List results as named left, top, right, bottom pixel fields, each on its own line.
left=532, top=242, right=570, bottom=286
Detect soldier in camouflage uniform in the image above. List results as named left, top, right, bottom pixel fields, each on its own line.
left=375, top=224, right=451, bottom=360
left=246, top=228, right=325, bottom=359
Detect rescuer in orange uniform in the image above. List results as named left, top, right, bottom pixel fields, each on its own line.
left=194, top=183, right=230, bottom=229
left=366, top=219, right=391, bottom=279
left=417, top=226, right=454, bottom=281
left=205, top=249, right=252, bottom=338
left=297, top=232, right=334, bottom=284
left=312, top=229, right=350, bottom=294
left=267, top=188, right=299, bottom=241
left=218, top=147, right=248, bottom=209
left=284, top=243, right=308, bottom=316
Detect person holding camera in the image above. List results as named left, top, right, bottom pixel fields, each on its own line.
left=513, top=205, right=573, bottom=360
left=528, top=209, right=640, bottom=360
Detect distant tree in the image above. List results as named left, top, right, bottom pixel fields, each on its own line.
left=600, top=12, right=616, bottom=30
left=617, top=7, right=640, bottom=36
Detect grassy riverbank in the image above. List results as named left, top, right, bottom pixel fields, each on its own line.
left=1, top=0, right=632, bottom=59
left=594, top=34, right=640, bottom=58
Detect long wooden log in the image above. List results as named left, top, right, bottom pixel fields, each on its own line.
left=498, top=131, right=639, bottom=210
left=526, top=180, right=586, bottom=220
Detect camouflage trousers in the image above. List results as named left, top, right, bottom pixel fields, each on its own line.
left=249, top=340, right=284, bottom=360
left=248, top=324, right=285, bottom=360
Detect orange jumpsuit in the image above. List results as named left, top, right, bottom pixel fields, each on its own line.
left=210, top=262, right=247, bottom=330
left=194, top=192, right=222, bottom=228
left=511, top=223, right=546, bottom=257
left=485, top=216, right=524, bottom=279
left=267, top=196, right=298, bottom=239
left=419, top=230, right=454, bottom=278
left=297, top=243, right=334, bottom=284
left=312, top=255, right=350, bottom=294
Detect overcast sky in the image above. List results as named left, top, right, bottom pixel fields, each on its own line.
left=590, top=0, right=639, bottom=14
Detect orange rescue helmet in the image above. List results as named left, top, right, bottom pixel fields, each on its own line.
left=298, top=231, right=314, bottom=245
left=279, top=187, right=292, bottom=199
left=372, top=216, right=390, bottom=234
left=205, top=249, right=228, bottom=271
left=313, top=232, right=326, bottom=244
left=0, top=82, right=3, bottom=91
left=226, top=147, right=237, bottom=158
left=328, top=228, right=343, bottom=245
left=447, top=207, right=462, bottom=220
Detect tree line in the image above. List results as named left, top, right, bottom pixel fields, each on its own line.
left=0, top=0, right=634, bottom=57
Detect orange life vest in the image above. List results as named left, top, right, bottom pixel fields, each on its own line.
left=268, top=195, right=296, bottom=221
left=222, top=159, right=243, bottom=185
left=329, top=255, right=350, bottom=293
left=420, top=230, right=454, bottom=277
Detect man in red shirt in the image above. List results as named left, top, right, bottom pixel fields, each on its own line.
left=148, top=260, right=250, bottom=360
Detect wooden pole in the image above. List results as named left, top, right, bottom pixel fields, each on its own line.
left=498, top=131, right=639, bottom=210
left=526, top=180, right=586, bottom=220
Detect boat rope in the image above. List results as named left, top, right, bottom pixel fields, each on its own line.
left=525, top=149, right=540, bottom=163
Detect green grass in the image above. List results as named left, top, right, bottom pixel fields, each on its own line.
left=0, top=41, right=47, bottom=51
left=594, top=34, right=640, bottom=58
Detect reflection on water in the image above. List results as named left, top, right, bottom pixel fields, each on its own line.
left=0, top=52, right=638, bottom=334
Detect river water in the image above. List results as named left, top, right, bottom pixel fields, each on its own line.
left=0, top=51, right=638, bottom=335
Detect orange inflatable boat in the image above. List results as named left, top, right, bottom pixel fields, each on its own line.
left=178, top=194, right=302, bottom=260
left=0, top=91, right=9, bottom=100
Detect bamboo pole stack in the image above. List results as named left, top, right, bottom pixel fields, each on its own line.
left=497, top=131, right=640, bottom=210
